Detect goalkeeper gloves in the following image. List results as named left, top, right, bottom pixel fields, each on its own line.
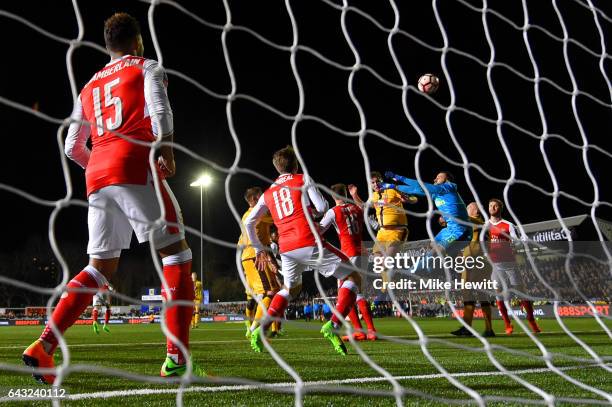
left=384, top=171, right=397, bottom=180
left=379, top=183, right=396, bottom=191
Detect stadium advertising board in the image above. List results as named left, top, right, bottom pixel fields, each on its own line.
left=452, top=304, right=609, bottom=319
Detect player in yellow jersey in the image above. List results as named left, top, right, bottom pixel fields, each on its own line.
left=238, top=187, right=281, bottom=338
left=191, top=272, right=203, bottom=329
left=349, top=171, right=417, bottom=288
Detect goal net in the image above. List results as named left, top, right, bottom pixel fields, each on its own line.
left=0, top=0, right=611, bottom=405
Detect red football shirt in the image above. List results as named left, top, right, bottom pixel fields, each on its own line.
left=332, top=203, right=363, bottom=257
left=80, top=56, right=161, bottom=195
left=263, top=174, right=319, bottom=253
left=487, top=219, right=517, bottom=263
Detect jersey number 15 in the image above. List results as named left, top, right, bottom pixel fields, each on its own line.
left=93, top=78, right=123, bottom=136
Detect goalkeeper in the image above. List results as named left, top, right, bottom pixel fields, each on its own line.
left=381, top=171, right=472, bottom=254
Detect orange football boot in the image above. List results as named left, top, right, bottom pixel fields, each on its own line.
left=22, top=340, right=56, bottom=385
left=341, top=331, right=367, bottom=342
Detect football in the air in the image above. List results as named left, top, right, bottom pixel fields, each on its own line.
left=417, top=73, right=440, bottom=94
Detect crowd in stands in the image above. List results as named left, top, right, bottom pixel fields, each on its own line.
left=517, top=256, right=610, bottom=301
left=200, top=302, right=246, bottom=316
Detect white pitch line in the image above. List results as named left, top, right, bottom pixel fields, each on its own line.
left=24, top=362, right=610, bottom=401
left=0, top=329, right=607, bottom=350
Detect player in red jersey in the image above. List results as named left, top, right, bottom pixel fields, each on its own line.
left=22, top=13, right=199, bottom=384
left=319, top=183, right=377, bottom=342
left=245, top=147, right=360, bottom=356
left=487, top=198, right=541, bottom=335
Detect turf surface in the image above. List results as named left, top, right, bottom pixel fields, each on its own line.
left=0, top=317, right=610, bottom=406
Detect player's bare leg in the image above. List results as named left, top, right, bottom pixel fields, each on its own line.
left=481, top=301, right=495, bottom=337
left=251, top=294, right=270, bottom=332
left=191, top=303, right=201, bottom=329
left=373, top=236, right=405, bottom=292
left=23, top=257, right=117, bottom=384
left=451, top=301, right=475, bottom=337
left=463, top=303, right=475, bottom=326
left=251, top=292, right=276, bottom=336
left=272, top=319, right=284, bottom=337
left=244, top=297, right=256, bottom=338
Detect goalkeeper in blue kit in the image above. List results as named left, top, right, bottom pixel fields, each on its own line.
left=381, top=171, right=472, bottom=253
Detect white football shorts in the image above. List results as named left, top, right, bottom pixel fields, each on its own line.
left=92, top=292, right=108, bottom=307
left=280, top=242, right=351, bottom=289
left=87, top=178, right=185, bottom=257
left=491, top=261, right=519, bottom=288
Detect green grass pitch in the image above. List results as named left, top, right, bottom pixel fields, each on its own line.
left=0, top=318, right=610, bottom=406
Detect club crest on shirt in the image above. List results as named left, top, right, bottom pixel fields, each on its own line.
left=435, top=198, right=446, bottom=207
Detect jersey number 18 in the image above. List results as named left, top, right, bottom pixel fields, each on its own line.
left=272, top=187, right=294, bottom=219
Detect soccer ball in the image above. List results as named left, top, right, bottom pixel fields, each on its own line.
left=417, top=73, right=440, bottom=94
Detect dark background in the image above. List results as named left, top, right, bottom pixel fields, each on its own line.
left=0, top=0, right=610, bottom=304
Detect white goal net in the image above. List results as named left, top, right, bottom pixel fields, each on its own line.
left=0, top=0, right=611, bottom=406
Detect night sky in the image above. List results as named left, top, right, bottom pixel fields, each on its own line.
left=0, top=1, right=610, bottom=295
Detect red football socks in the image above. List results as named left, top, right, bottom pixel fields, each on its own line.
left=162, top=253, right=194, bottom=365
left=331, top=281, right=358, bottom=328
left=347, top=306, right=363, bottom=331
left=357, top=297, right=376, bottom=332
left=265, top=290, right=290, bottom=330
left=40, top=268, right=103, bottom=354
left=496, top=299, right=512, bottom=328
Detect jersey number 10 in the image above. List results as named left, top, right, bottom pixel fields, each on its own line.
left=272, top=188, right=295, bottom=219
left=93, top=78, right=123, bottom=136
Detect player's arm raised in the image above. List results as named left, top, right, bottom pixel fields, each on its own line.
left=64, top=95, right=91, bottom=168
left=383, top=171, right=450, bottom=196
left=347, top=184, right=364, bottom=206
left=144, top=60, right=175, bottom=177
